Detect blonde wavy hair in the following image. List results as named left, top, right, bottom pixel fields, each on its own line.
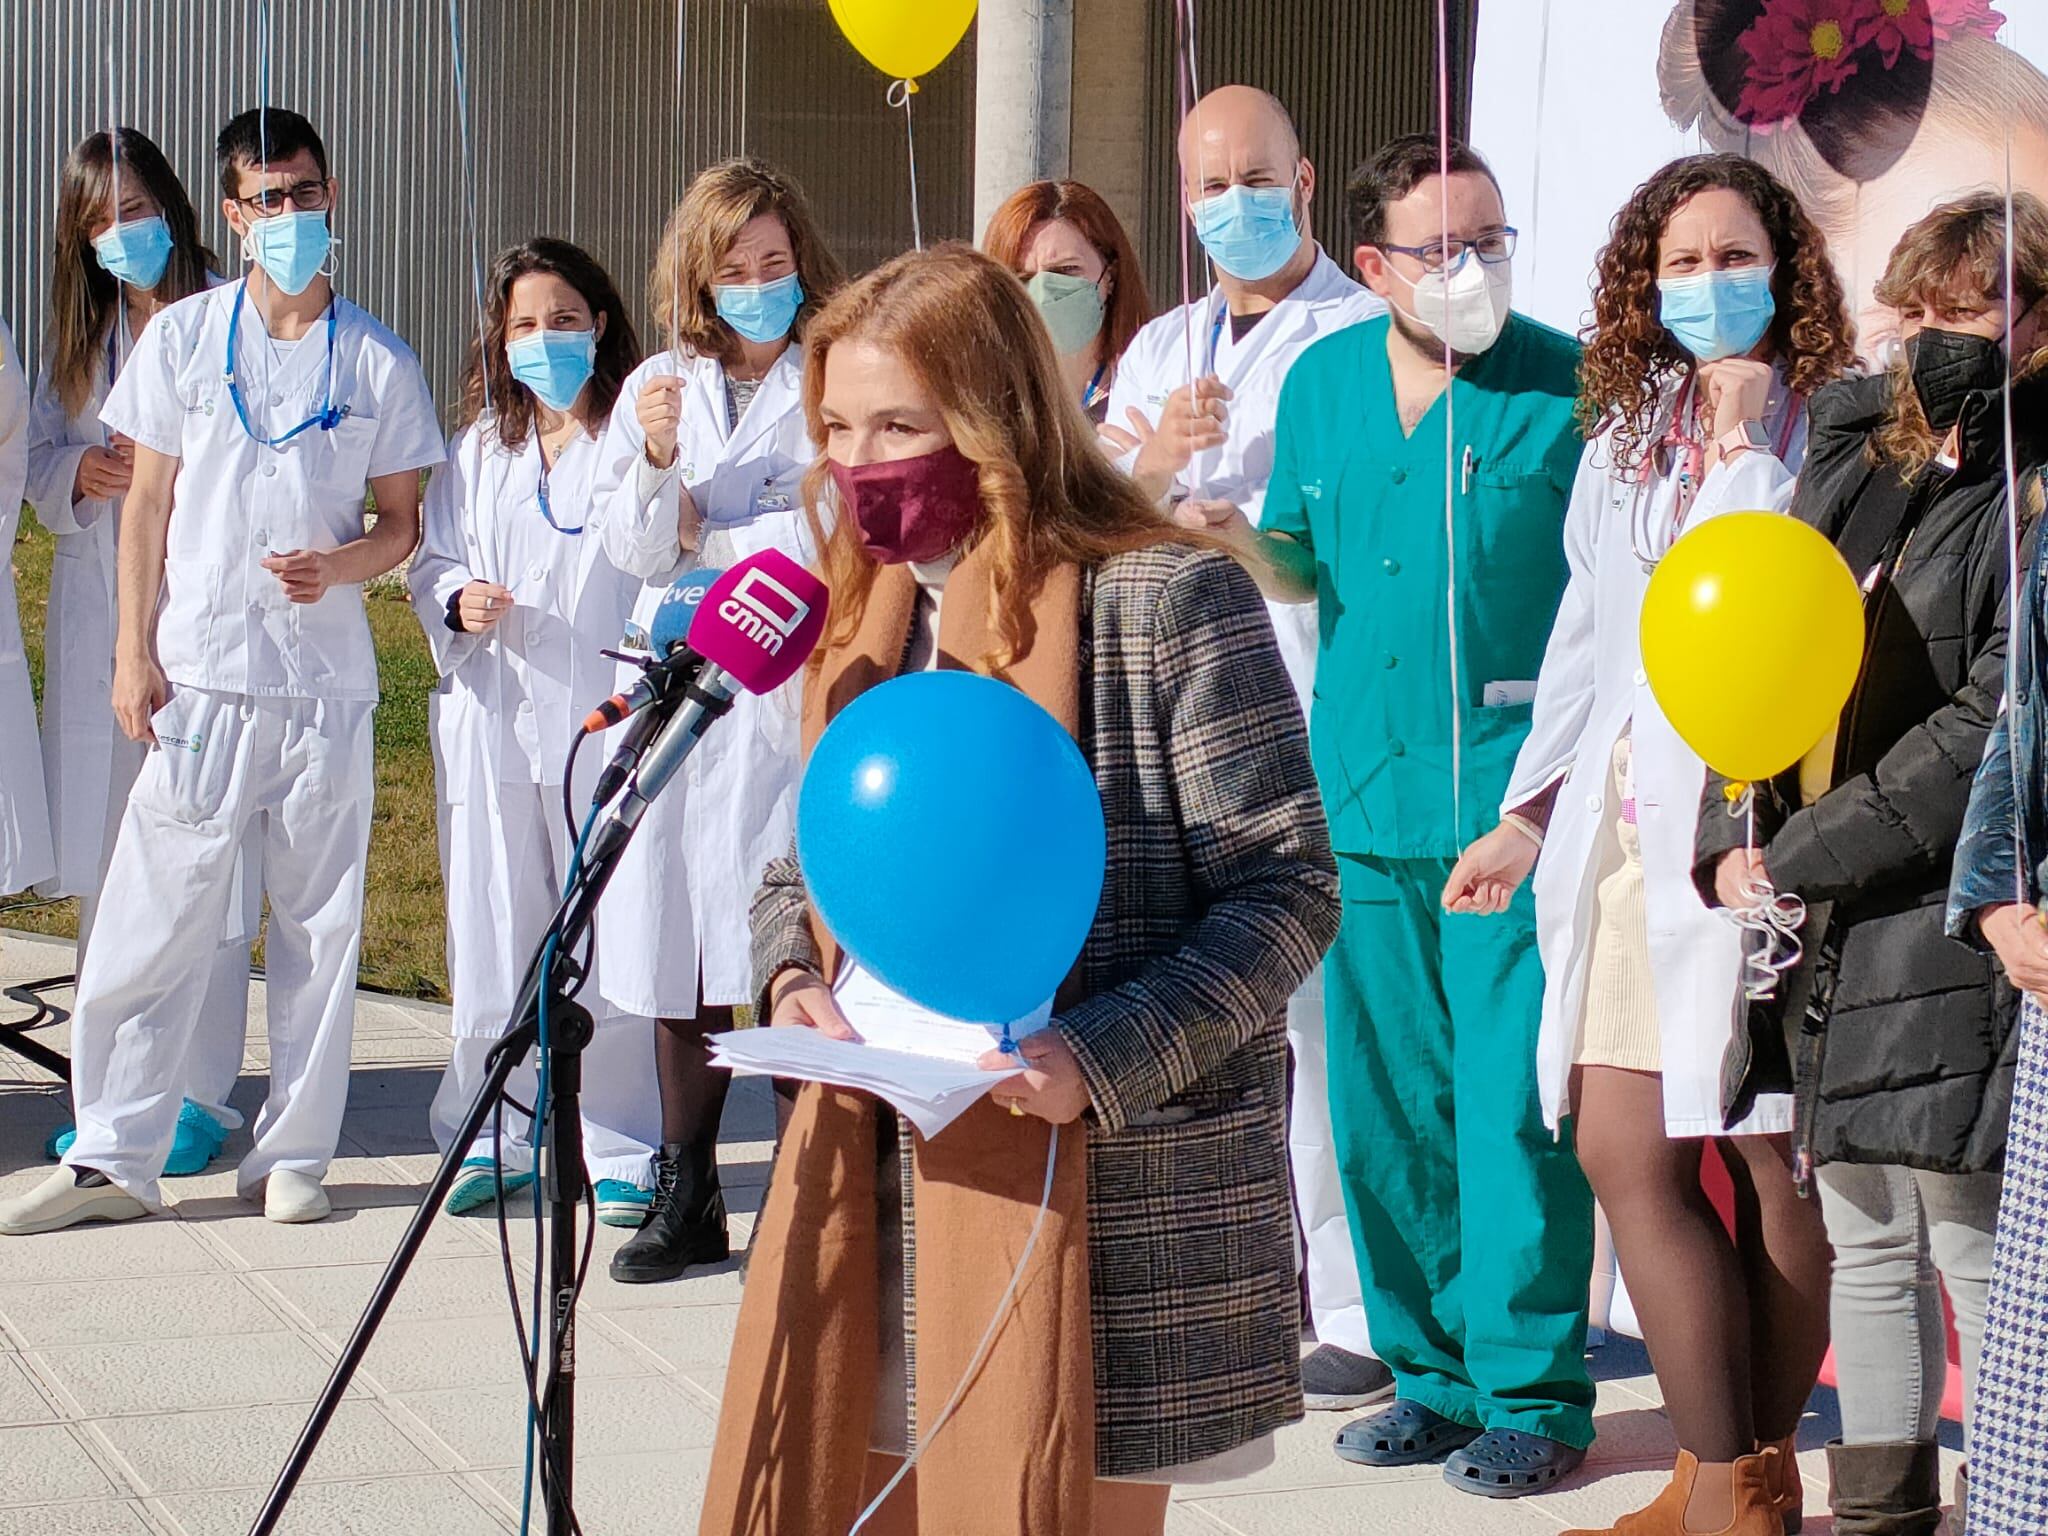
left=650, top=157, right=845, bottom=364
left=1871, top=192, right=2048, bottom=483
left=800, top=244, right=1191, bottom=674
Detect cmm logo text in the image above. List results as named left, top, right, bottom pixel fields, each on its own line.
left=720, top=567, right=810, bottom=656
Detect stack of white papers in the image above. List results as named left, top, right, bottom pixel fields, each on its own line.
left=708, top=965, right=1054, bottom=1138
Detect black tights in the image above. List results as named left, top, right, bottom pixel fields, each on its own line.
left=654, top=1006, right=802, bottom=1149
left=1573, top=1066, right=1833, bottom=1462
left=654, top=1006, right=735, bottom=1147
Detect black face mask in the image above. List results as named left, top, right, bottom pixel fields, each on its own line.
left=1908, top=327, right=2008, bottom=432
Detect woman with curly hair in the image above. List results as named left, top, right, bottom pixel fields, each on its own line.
left=1445, top=152, right=1856, bottom=1536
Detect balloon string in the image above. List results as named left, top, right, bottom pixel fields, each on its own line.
left=447, top=0, right=493, bottom=420
left=887, top=79, right=923, bottom=252
left=1436, top=0, right=1462, bottom=835
left=1724, top=785, right=1807, bottom=1001
left=2001, top=8, right=2027, bottom=910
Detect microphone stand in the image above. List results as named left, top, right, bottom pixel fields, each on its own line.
left=247, top=687, right=687, bottom=1536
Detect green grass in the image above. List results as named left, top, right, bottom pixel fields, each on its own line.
left=7, top=518, right=451, bottom=1000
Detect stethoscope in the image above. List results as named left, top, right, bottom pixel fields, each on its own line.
left=224, top=277, right=346, bottom=448
left=1626, top=371, right=1802, bottom=570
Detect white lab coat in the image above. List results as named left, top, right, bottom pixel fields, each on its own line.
left=23, top=276, right=238, bottom=902
left=409, top=419, right=657, bottom=1181
left=1504, top=369, right=1807, bottom=1141
left=0, top=323, right=57, bottom=895
left=1107, top=250, right=1382, bottom=1358
left=590, top=349, right=815, bottom=1017
left=1103, top=246, right=1384, bottom=710
left=64, top=282, right=444, bottom=1204
left=409, top=420, right=637, bottom=1034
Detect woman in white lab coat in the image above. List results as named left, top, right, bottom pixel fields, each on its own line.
left=410, top=237, right=661, bottom=1223
left=25, top=129, right=251, bottom=1176
left=0, top=319, right=54, bottom=904
left=593, top=158, right=845, bottom=1283
left=1445, top=155, right=1855, bottom=1536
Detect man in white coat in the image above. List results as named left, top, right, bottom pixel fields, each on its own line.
left=0, top=323, right=57, bottom=904
left=0, top=107, right=444, bottom=1235
left=1102, top=83, right=1388, bottom=1407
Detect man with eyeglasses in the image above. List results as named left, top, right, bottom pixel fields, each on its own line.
left=0, top=106, right=443, bottom=1237
left=1194, top=134, right=1598, bottom=1496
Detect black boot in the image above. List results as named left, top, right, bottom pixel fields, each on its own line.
left=1826, top=1440, right=1942, bottom=1536
left=608, top=1139, right=728, bottom=1284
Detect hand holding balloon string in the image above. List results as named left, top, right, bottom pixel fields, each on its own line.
left=1716, top=785, right=1807, bottom=1003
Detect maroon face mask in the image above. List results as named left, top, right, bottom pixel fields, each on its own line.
left=827, top=444, right=984, bottom=565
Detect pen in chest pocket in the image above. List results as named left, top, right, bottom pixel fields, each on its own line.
left=1461, top=447, right=1474, bottom=495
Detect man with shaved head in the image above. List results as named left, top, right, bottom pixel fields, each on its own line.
left=1101, top=82, right=1391, bottom=1423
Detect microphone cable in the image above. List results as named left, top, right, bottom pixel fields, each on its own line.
left=847, top=1123, right=1062, bottom=1535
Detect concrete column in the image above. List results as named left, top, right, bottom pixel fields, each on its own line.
left=971, top=0, right=1075, bottom=242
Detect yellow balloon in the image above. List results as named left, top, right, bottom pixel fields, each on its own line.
left=1640, top=511, right=1865, bottom=784
left=828, top=0, right=978, bottom=80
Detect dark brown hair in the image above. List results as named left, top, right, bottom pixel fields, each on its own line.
left=801, top=245, right=1194, bottom=673
left=48, top=129, right=215, bottom=417
left=981, top=179, right=1154, bottom=373
left=460, top=238, right=641, bottom=448
left=1579, top=153, right=1857, bottom=471
left=651, top=158, right=845, bottom=366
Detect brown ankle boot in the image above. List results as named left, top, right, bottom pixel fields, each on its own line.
left=1563, top=1450, right=1783, bottom=1535
left=1761, top=1435, right=1803, bottom=1533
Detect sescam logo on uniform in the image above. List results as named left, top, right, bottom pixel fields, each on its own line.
left=720, top=567, right=811, bottom=657
left=155, top=730, right=204, bottom=753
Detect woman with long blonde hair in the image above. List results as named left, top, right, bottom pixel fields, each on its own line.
left=695, top=243, right=1337, bottom=1536
left=591, top=156, right=845, bottom=1282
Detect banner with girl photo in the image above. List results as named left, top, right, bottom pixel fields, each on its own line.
left=1474, top=0, right=2045, bottom=361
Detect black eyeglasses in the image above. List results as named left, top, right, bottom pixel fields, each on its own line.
left=234, top=179, right=332, bottom=217
left=1376, top=227, right=1518, bottom=273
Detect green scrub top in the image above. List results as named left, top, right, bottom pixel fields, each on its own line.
left=1263, top=312, right=1583, bottom=859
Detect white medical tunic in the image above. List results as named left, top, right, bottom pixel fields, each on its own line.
left=0, top=322, right=56, bottom=894
left=1103, top=247, right=1383, bottom=711
left=101, top=282, right=445, bottom=702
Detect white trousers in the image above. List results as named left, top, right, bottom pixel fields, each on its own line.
left=1287, top=969, right=1373, bottom=1355
left=65, top=690, right=374, bottom=1206
left=79, top=872, right=254, bottom=1132
left=433, top=780, right=659, bottom=1185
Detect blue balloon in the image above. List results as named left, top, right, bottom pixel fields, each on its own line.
left=798, top=671, right=1107, bottom=1023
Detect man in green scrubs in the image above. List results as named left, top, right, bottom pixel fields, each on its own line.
left=1185, top=135, right=1595, bottom=1496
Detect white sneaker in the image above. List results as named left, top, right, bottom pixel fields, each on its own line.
left=0, top=1168, right=149, bottom=1235
left=263, top=1170, right=331, bottom=1225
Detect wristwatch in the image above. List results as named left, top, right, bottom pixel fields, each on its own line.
left=1716, top=419, right=1771, bottom=459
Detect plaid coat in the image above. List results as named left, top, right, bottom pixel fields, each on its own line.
left=752, top=542, right=1341, bottom=1477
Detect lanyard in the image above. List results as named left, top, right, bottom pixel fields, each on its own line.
left=535, top=436, right=584, bottom=536
left=224, top=279, right=345, bottom=448
left=1081, top=362, right=1107, bottom=413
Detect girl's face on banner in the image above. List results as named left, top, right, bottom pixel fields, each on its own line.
left=1847, top=123, right=2048, bottom=358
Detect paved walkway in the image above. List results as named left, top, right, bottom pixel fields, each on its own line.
left=0, top=927, right=1916, bottom=1535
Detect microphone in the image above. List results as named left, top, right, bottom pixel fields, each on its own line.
left=582, top=567, right=724, bottom=733
left=586, top=549, right=828, bottom=861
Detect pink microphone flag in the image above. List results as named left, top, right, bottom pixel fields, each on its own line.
left=686, top=548, right=829, bottom=694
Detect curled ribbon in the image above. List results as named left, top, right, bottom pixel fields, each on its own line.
left=1722, top=783, right=1807, bottom=1001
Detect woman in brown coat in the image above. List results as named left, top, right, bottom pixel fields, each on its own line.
left=696, top=245, right=1340, bottom=1536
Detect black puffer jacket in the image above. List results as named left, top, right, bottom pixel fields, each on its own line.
left=1694, top=369, right=2048, bottom=1177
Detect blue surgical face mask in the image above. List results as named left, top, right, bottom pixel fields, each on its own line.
left=1658, top=265, right=1777, bottom=362
left=507, top=328, right=598, bottom=412
left=1190, top=181, right=1302, bottom=282
left=715, top=273, right=804, bottom=345
left=93, top=215, right=174, bottom=290
left=242, top=208, right=333, bottom=296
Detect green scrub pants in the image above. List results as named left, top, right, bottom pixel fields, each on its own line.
left=1325, top=853, right=1597, bottom=1447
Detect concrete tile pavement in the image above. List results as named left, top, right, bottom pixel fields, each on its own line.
left=0, top=926, right=1877, bottom=1534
